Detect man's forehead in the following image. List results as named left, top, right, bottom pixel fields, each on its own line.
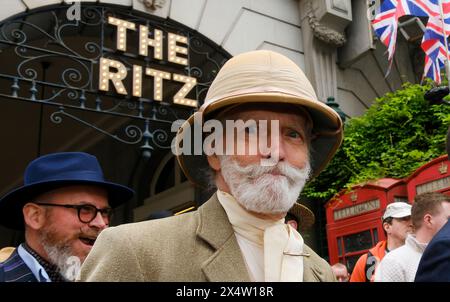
left=36, top=185, right=108, bottom=201
left=221, top=103, right=310, bottom=123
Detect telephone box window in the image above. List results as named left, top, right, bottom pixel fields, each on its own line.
left=343, top=230, right=373, bottom=253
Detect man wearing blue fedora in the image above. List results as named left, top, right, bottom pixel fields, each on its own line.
left=0, top=152, right=134, bottom=282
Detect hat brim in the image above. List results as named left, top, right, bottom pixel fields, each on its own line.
left=0, top=179, right=134, bottom=230
left=384, top=211, right=412, bottom=220
left=175, top=92, right=343, bottom=188
left=288, top=203, right=315, bottom=232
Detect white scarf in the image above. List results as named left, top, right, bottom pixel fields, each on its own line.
left=217, top=190, right=304, bottom=281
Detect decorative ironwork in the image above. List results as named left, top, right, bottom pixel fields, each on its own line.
left=50, top=107, right=144, bottom=145
left=0, top=3, right=231, bottom=158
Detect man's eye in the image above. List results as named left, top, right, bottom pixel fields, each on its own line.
left=287, top=130, right=301, bottom=139
left=81, top=205, right=95, bottom=212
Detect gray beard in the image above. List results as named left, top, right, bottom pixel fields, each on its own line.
left=40, top=232, right=81, bottom=281
left=219, top=156, right=311, bottom=215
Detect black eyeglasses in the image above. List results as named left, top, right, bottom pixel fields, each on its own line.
left=35, top=203, right=113, bottom=224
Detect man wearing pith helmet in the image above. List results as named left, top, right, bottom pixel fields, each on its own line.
left=80, top=50, right=343, bottom=282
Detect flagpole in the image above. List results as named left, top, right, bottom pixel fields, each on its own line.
left=439, top=0, right=450, bottom=88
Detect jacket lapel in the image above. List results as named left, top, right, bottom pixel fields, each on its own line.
left=197, top=193, right=251, bottom=282
left=195, top=193, right=329, bottom=282
left=0, top=249, right=38, bottom=282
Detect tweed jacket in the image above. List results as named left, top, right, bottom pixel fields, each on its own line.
left=79, top=193, right=336, bottom=282
left=0, top=249, right=38, bottom=282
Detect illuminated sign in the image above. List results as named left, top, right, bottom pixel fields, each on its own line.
left=98, top=17, right=198, bottom=107
left=333, top=199, right=380, bottom=220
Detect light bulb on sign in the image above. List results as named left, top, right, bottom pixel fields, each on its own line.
left=139, top=25, right=163, bottom=60
left=145, top=68, right=171, bottom=101
left=108, top=17, right=136, bottom=51
left=173, top=74, right=197, bottom=107
left=168, top=33, right=188, bottom=66
left=98, top=58, right=128, bottom=95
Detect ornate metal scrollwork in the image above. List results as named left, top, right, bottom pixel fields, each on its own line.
left=50, top=108, right=144, bottom=144
left=0, top=3, right=231, bottom=159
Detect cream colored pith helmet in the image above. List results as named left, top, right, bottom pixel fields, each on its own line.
left=175, top=50, right=343, bottom=187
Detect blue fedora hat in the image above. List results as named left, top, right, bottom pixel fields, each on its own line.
left=0, top=152, right=135, bottom=230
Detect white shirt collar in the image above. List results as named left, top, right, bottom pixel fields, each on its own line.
left=406, top=234, right=428, bottom=254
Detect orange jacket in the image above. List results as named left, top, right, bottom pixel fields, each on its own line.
left=349, top=240, right=387, bottom=282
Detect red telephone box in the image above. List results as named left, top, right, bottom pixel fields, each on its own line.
left=325, top=178, right=407, bottom=272
left=406, top=155, right=450, bottom=200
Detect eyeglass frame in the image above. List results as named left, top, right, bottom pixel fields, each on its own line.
left=34, top=202, right=113, bottom=224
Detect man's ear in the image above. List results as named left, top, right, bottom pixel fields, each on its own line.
left=382, top=221, right=391, bottom=234
left=207, top=154, right=221, bottom=172
left=423, top=214, right=432, bottom=227
left=23, top=203, right=46, bottom=230
left=287, top=220, right=298, bottom=231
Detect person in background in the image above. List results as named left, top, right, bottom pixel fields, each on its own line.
left=350, top=202, right=412, bottom=282
left=285, top=202, right=315, bottom=233
left=331, top=263, right=350, bottom=282
left=0, top=152, right=134, bottom=282
left=375, top=192, right=450, bottom=282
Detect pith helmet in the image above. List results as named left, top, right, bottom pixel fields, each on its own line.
left=175, top=50, right=343, bottom=187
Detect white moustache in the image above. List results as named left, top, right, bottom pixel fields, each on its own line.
left=224, top=159, right=311, bottom=184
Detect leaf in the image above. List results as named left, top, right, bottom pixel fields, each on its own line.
left=304, top=82, right=448, bottom=202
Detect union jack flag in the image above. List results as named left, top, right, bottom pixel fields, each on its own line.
left=371, top=0, right=439, bottom=62
left=372, top=0, right=450, bottom=82
left=421, top=2, right=450, bottom=82
left=423, top=41, right=444, bottom=83
left=372, top=0, right=409, bottom=63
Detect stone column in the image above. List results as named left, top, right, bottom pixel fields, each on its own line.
left=298, top=0, right=352, bottom=103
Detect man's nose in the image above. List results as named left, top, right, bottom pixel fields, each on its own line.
left=263, top=131, right=286, bottom=162
left=89, top=212, right=108, bottom=230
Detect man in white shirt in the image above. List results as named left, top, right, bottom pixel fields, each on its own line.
left=375, top=192, right=450, bottom=282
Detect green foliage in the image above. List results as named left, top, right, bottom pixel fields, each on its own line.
left=302, top=83, right=450, bottom=202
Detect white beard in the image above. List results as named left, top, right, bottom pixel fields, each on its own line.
left=41, top=231, right=81, bottom=281
left=219, top=156, right=311, bottom=215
